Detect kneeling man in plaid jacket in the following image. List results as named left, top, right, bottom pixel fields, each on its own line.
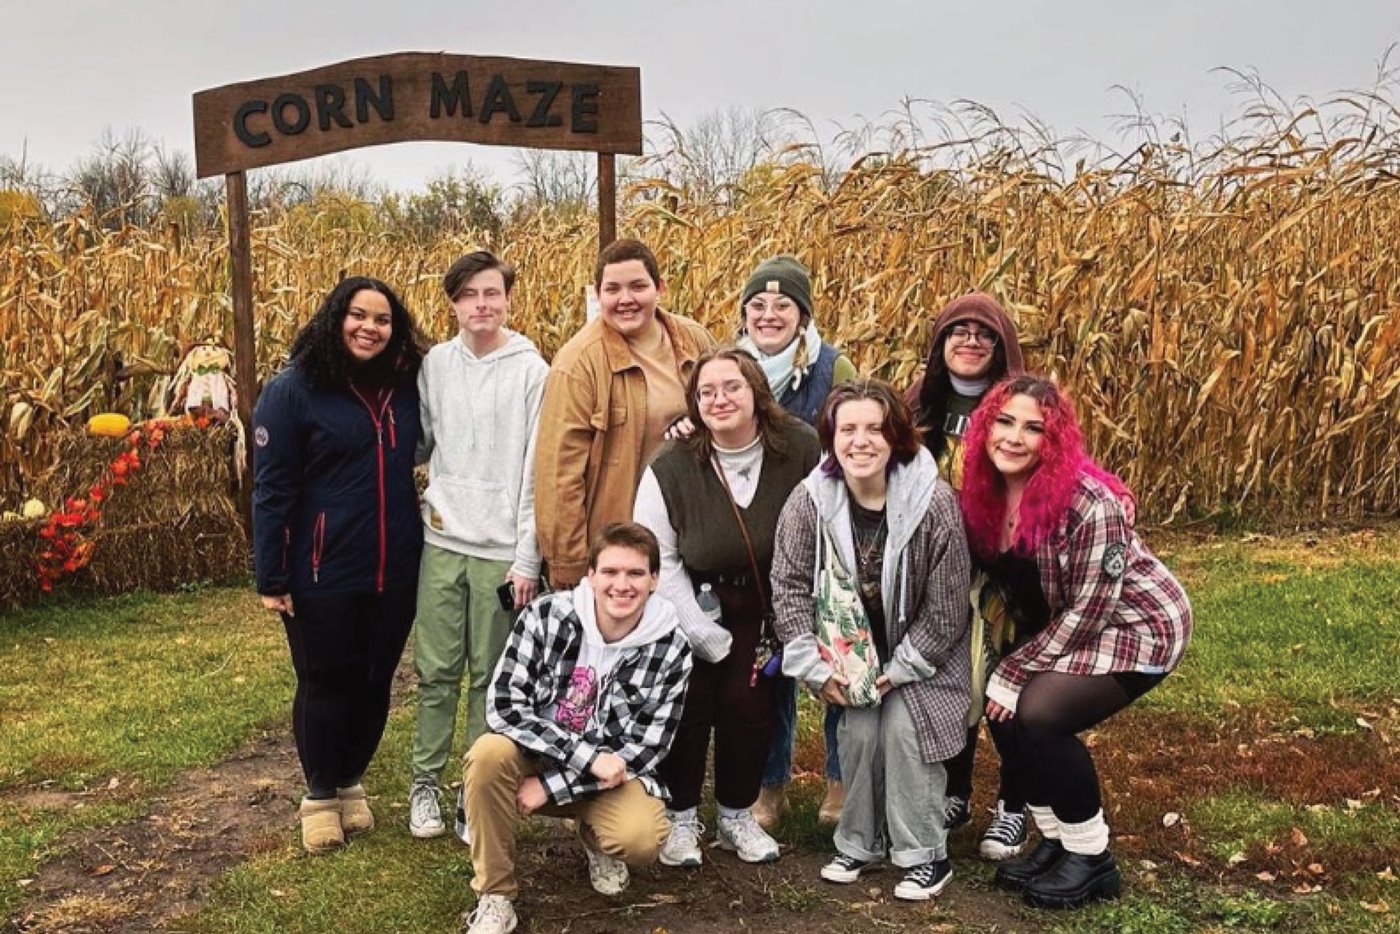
left=461, top=522, right=694, bottom=934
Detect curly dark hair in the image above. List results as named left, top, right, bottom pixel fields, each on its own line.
left=678, top=346, right=799, bottom=463
left=287, top=276, right=426, bottom=389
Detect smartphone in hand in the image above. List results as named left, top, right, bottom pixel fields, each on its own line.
left=496, top=581, right=516, bottom=613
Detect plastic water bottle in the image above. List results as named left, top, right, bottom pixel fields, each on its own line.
left=697, top=583, right=722, bottom=626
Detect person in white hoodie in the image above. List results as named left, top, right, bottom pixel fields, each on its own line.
left=408, top=251, right=550, bottom=840
left=461, top=522, right=693, bottom=934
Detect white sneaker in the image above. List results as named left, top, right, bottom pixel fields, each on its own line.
left=581, top=836, right=630, bottom=895
left=409, top=781, right=445, bottom=839
left=659, top=811, right=704, bottom=867
left=464, top=893, right=517, bottom=934
left=717, top=810, right=780, bottom=863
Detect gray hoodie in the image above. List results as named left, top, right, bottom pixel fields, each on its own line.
left=780, top=447, right=947, bottom=690
left=417, top=329, right=549, bottom=577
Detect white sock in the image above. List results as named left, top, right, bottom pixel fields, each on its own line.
left=667, top=806, right=697, bottom=824
left=1028, top=805, right=1060, bottom=840
left=717, top=804, right=746, bottom=821
left=1058, top=810, right=1110, bottom=855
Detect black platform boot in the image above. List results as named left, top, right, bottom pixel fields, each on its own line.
left=1022, top=850, right=1122, bottom=909
left=992, top=838, right=1064, bottom=891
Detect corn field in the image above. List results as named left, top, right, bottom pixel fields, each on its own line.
left=3, top=98, right=1400, bottom=524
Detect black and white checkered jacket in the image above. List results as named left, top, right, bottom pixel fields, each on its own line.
left=486, top=582, right=693, bottom=805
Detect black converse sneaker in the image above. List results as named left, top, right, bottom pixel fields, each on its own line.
left=820, top=853, right=878, bottom=884
left=978, top=799, right=1028, bottom=860
left=894, top=858, right=953, bottom=900
left=944, top=794, right=972, bottom=832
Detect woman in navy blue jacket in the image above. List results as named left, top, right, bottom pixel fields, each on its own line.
left=253, top=276, right=426, bottom=854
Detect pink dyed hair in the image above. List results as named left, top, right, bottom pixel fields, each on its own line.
left=959, top=375, right=1134, bottom=560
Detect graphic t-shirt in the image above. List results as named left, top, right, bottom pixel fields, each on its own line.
left=936, top=392, right=980, bottom=490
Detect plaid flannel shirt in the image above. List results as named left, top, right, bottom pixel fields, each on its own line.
left=985, top=475, right=1192, bottom=713
left=486, top=588, right=693, bottom=805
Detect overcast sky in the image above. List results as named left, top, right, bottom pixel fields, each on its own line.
left=3, top=0, right=1398, bottom=190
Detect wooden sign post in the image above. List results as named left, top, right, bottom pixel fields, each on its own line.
left=192, top=52, right=643, bottom=498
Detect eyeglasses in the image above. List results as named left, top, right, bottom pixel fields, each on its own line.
left=947, top=325, right=998, bottom=346
left=696, top=380, right=751, bottom=405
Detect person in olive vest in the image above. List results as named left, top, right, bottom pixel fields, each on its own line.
left=634, top=346, right=821, bottom=868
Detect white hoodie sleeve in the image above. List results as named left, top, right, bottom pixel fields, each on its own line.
left=633, top=468, right=733, bottom=662
left=510, top=357, right=549, bottom=580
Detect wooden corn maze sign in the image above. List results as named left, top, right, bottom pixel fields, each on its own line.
left=191, top=53, right=642, bottom=517
left=192, top=52, right=642, bottom=176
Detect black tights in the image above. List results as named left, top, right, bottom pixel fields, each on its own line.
left=282, top=588, right=416, bottom=798
left=987, top=671, right=1162, bottom=823
left=944, top=723, right=1025, bottom=810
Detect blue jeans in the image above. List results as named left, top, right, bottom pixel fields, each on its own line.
left=761, top=675, right=843, bottom=786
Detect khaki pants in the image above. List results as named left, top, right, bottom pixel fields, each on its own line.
left=463, top=733, right=669, bottom=898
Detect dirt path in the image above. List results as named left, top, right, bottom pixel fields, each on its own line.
left=5, top=729, right=1055, bottom=933
left=8, top=730, right=304, bottom=933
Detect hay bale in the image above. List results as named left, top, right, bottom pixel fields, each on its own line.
left=0, top=519, right=43, bottom=610
left=2, top=421, right=248, bottom=610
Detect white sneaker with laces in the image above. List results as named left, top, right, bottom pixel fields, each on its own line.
left=660, top=811, right=705, bottom=867
left=581, top=836, right=630, bottom=895
left=717, top=810, right=781, bottom=863
left=464, top=893, right=517, bottom=934
left=409, top=781, right=445, bottom=839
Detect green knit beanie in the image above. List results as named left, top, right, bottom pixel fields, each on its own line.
left=740, top=255, right=813, bottom=321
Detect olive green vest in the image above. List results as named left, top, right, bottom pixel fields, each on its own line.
left=650, top=420, right=819, bottom=579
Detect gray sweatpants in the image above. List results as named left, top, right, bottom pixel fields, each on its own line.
left=833, top=690, right=948, bottom=868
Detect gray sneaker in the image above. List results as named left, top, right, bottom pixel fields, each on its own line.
left=409, top=781, right=445, bottom=839
left=464, top=893, right=517, bottom=933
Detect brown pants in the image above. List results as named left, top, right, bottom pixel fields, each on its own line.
left=463, top=733, right=670, bottom=897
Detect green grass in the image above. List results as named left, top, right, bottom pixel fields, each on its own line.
left=1189, top=788, right=1400, bottom=863
left=0, top=585, right=292, bottom=917
left=7, top=535, right=1400, bottom=931
left=0, top=586, right=292, bottom=790
left=1134, top=555, right=1400, bottom=727
left=181, top=707, right=477, bottom=934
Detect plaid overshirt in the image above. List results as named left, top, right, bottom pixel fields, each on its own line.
left=985, top=475, right=1193, bottom=712
left=486, top=588, right=693, bottom=805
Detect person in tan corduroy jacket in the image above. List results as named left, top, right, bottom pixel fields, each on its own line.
left=534, top=240, right=715, bottom=589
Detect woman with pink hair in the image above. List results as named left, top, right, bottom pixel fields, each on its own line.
left=959, top=375, right=1191, bottom=909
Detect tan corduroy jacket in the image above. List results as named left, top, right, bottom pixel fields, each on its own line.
left=534, top=310, right=715, bottom=588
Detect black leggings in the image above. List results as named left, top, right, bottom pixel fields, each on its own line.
left=987, top=671, right=1163, bottom=823
left=944, top=723, right=1027, bottom=810
left=282, top=588, right=416, bottom=798
left=659, top=578, right=773, bottom=812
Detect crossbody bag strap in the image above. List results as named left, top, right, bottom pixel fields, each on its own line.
left=710, top=456, right=772, bottom=625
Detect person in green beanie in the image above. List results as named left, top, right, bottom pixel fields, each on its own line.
left=736, top=254, right=858, bottom=829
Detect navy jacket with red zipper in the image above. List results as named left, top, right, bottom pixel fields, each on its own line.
left=252, top=362, right=423, bottom=598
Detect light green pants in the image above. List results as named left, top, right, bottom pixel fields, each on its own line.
left=410, top=543, right=515, bottom=784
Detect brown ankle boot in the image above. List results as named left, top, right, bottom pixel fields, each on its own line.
left=337, top=784, right=375, bottom=835
left=818, top=780, right=845, bottom=825
left=299, top=797, right=344, bottom=854
left=752, top=786, right=790, bottom=830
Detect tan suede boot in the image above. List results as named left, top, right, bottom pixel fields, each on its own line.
left=299, top=797, right=344, bottom=854
left=818, top=780, right=845, bottom=825
left=337, top=784, right=375, bottom=835
left=751, top=786, right=790, bottom=830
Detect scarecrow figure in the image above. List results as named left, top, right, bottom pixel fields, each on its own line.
left=170, top=337, right=237, bottom=422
